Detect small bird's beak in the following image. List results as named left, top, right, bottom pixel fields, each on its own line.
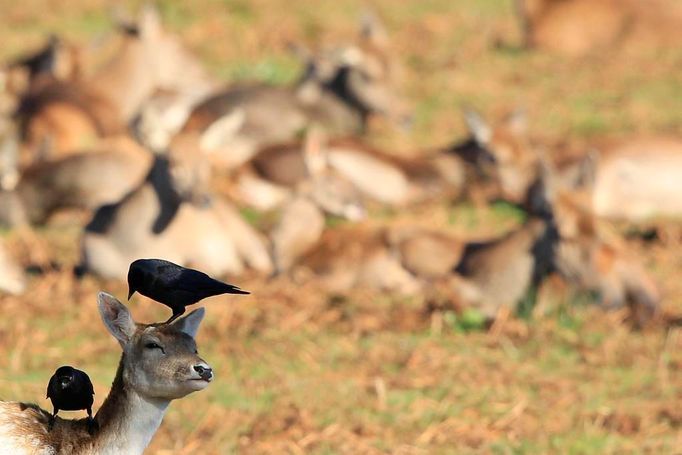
left=127, top=289, right=135, bottom=300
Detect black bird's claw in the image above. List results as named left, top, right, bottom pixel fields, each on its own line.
left=87, top=417, right=97, bottom=435
left=48, top=416, right=55, bottom=432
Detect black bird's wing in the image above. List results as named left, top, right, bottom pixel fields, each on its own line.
left=75, top=370, right=95, bottom=397
left=174, top=268, right=249, bottom=296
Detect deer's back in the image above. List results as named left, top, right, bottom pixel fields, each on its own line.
left=0, top=401, right=54, bottom=455
left=591, top=137, right=682, bottom=221
left=184, top=84, right=363, bottom=143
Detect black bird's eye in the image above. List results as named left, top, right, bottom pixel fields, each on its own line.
left=194, top=349, right=198, bottom=354
left=145, top=342, right=164, bottom=353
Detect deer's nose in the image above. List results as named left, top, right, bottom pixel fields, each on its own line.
left=193, top=364, right=213, bottom=381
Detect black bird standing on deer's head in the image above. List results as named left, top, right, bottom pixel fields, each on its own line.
left=46, top=366, right=95, bottom=433
left=127, top=258, right=250, bottom=323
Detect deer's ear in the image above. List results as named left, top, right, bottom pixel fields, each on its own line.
left=574, top=148, right=599, bottom=188
left=172, top=307, right=205, bottom=338
left=463, top=108, right=491, bottom=146
left=98, top=292, right=136, bottom=348
left=138, top=4, right=162, bottom=40
left=359, top=11, right=389, bottom=49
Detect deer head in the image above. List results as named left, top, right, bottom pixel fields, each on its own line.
left=97, top=292, right=212, bottom=401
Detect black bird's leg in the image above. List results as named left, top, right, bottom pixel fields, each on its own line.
left=49, top=407, right=58, bottom=431
left=165, top=307, right=185, bottom=324
left=86, top=407, right=95, bottom=435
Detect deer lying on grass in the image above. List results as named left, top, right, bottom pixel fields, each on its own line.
left=79, top=140, right=272, bottom=279
left=566, top=137, right=682, bottom=223
left=235, top=128, right=465, bottom=211
left=273, top=216, right=465, bottom=294
left=1, top=35, right=82, bottom=116
left=0, top=136, right=152, bottom=227
left=277, top=161, right=660, bottom=324
left=0, top=238, right=26, bottom=295
left=515, top=0, right=682, bottom=57
left=461, top=110, right=682, bottom=226
left=0, top=292, right=212, bottom=454
left=16, top=5, right=216, bottom=162
left=234, top=108, right=524, bottom=213
left=178, top=14, right=410, bottom=169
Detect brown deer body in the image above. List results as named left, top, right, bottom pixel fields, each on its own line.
left=515, top=0, right=682, bottom=56
left=79, top=148, right=272, bottom=279
left=0, top=136, right=152, bottom=227
left=16, top=6, right=216, bottom=162
left=178, top=15, right=409, bottom=170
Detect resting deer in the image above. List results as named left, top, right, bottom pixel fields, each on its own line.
left=78, top=141, right=272, bottom=279
left=530, top=163, right=660, bottom=323
left=515, top=0, right=682, bottom=57
left=274, top=218, right=464, bottom=295
left=457, top=110, right=682, bottom=225
left=561, top=137, right=682, bottom=223
left=235, top=128, right=465, bottom=211
left=0, top=292, right=212, bottom=454
left=0, top=135, right=152, bottom=227
left=16, top=5, right=216, bottom=162
left=177, top=14, right=410, bottom=169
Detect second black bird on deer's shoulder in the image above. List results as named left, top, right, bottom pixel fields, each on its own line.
left=127, top=258, right=250, bottom=323
left=46, top=366, right=95, bottom=433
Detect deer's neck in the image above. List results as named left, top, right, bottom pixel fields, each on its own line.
left=91, top=355, right=169, bottom=455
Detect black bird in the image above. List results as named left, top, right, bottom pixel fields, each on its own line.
left=127, top=258, right=250, bottom=323
left=46, top=366, right=95, bottom=432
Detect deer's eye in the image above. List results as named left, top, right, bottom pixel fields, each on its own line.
left=145, top=342, right=165, bottom=353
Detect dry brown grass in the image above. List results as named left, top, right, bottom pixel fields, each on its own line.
left=1, top=0, right=682, bottom=453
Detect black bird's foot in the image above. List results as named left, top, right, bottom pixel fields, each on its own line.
left=164, top=311, right=183, bottom=324
left=86, top=417, right=97, bottom=435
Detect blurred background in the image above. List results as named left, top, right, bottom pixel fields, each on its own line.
left=0, top=0, right=681, bottom=453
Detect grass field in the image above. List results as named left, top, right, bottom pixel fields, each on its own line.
left=0, top=0, right=681, bottom=453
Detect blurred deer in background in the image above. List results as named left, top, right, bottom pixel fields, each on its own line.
left=0, top=292, right=212, bottom=454
left=235, top=128, right=465, bottom=211
left=177, top=13, right=411, bottom=170
left=278, top=222, right=464, bottom=295
left=564, top=137, right=682, bottom=223
left=0, top=136, right=152, bottom=227
left=16, top=5, right=216, bottom=163
left=78, top=138, right=272, bottom=279
left=234, top=108, right=532, bottom=213
left=529, top=162, right=661, bottom=324
left=515, top=0, right=682, bottom=57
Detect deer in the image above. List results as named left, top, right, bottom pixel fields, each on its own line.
left=514, top=0, right=682, bottom=57
left=278, top=222, right=462, bottom=295
left=232, top=107, right=530, bottom=214
left=528, top=161, right=660, bottom=323
left=0, top=292, right=212, bottom=454
left=234, top=127, right=466, bottom=212
left=469, top=110, right=682, bottom=226
left=16, top=5, right=217, bottom=163
left=176, top=13, right=410, bottom=170
left=558, top=137, right=682, bottom=224
left=78, top=137, right=272, bottom=280
left=0, top=135, right=152, bottom=227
